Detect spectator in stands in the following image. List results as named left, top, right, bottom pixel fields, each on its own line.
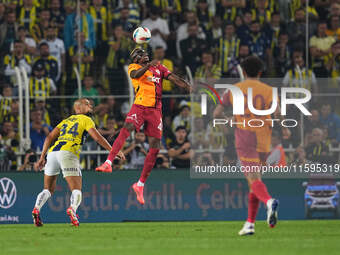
left=196, top=152, right=216, bottom=165
left=94, top=97, right=109, bottom=128
left=18, top=149, right=37, bottom=171
left=34, top=42, right=59, bottom=83
left=216, top=0, right=245, bottom=23
left=236, top=11, right=252, bottom=41
left=329, top=2, right=340, bottom=17
left=0, top=84, right=13, bottom=123
left=206, top=16, right=222, bottom=43
left=0, top=11, right=18, bottom=56
left=243, top=20, right=271, bottom=64
left=154, top=153, right=170, bottom=169
left=0, top=121, right=18, bottom=149
left=34, top=97, right=52, bottom=126
left=124, top=131, right=149, bottom=169
left=111, top=0, right=140, bottom=26
left=180, top=23, right=208, bottom=72
left=195, top=51, right=221, bottom=83
left=292, top=145, right=312, bottom=165
left=98, top=115, right=119, bottom=145
left=172, top=104, right=191, bottom=133
left=287, top=8, right=307, bottom=45
left=273, top=32, right=292, bottom=77
left=195, top=0, right=212, bottom=32
left=214, top=22, right=240, bottom=77
left=326, top=15, right=340, bottom=40
left=12, top=26, right=36, bottom=56
left=162, top=115, right=175, bottom=149
left=111, top=7, right=136, bottom=35
left=64, top=0, right=95, bottom=50
left=73, top=76, right=100, bottom=106
left=68, top=32, right=94, bottom=85
left=187, top=0, right=216, bottom=16
left=263, top=12, right=286, bottom=52
left=4, top=40, right=31, bottom=91
left=325, top=40, right=340, bottom=92
left=223, top=44, right=249, bottom=78
left=29, top=62, right=57, bottom=100
left=310, top=21, right=336, bottom=77
left=305, top=128, right=332, bottom=163
left=30, top=108, right=52, bottom=151
left=192, top=117, right=208, bottom=149
left=89, top=0, right=109, bottom=45
left=95, top=96, right=120, bottom=119
left=168, top=126, right=192, bottom=168
left=50, top=0, right=65, bottom=38
left=283, top=49, right=318, bottom=96
left=0, top=121, right=17, bottom=171
left=89, top=0, right=109, bottom=78
left=266, top=130, right=287, bottom=166
left=319, top=103, right=340, bottom=143
left=176, top=11, right=206, bottom=58
left=41, top=25, right=66, bottom=82
left=31, top=9, right=51, bottom=43
left=305, top=109, right=322, bottom=137
left=106, top=24, right=133, bottom=95
left=141, top=6, right=169, bottom=50
left=251, top=0, right=272, bottom=25
left=17, top=0, right=38, bottom=34
left=3, top=99, right=19, bottom=130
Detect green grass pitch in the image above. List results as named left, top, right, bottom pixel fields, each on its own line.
left=1, top=220, right=339, bottom=255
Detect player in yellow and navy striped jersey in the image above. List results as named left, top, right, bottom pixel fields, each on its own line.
left=32, top=98, right=125, bottom=227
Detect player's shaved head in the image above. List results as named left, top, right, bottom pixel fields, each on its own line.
left=74, top=98, right=92, bottom=114
left=241, top=56, right=263, bottom=78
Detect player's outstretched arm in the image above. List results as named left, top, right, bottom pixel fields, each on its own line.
left=167, top=73, right=192, bottom=92
left=35, top=127, right=60, bottom=170
left=130, top=60, right=159, bottom=79
left=88, top=128, right=126, bottom=160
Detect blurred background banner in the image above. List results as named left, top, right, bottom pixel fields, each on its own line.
left=0, top=171, right=312, bottom=224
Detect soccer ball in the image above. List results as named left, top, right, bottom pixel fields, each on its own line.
left=133, top=27, right=151, bottom=44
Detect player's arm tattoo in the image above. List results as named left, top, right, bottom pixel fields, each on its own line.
left=167, top=73, right=192, bottom=92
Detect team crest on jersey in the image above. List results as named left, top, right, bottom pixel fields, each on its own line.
left=155, top=69, right=160, bottom=75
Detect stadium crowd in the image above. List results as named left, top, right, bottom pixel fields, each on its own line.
left=0, top=0, right=340, bottom=171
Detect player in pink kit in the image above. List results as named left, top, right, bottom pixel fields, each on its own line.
left=96, top=48, right=191, bottom=204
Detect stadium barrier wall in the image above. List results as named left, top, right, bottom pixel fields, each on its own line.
left=1, top=170, right=307, bottom=224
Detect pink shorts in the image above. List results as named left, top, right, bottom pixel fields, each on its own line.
left=125, top=104, right=162, bottom=139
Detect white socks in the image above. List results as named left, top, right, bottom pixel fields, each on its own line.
left=105, top=160, right=112, bottom=166
left=70, top=189, right=82, bottom=212
left=34, top=189, right=51, bottom=211
left=137, top=180, right=144, bottom=187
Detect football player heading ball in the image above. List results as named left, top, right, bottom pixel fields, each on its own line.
left=96, top=48, right=192, bottom=204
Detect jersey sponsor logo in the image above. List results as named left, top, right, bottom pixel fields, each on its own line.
left=147, top=76, right=160, bottom=83
left=0, top=177, right=17, bottom=209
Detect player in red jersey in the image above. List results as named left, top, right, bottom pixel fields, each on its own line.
left=96, top=48, right=191, bottom=204
left=214, top=56, right=284, bottom=235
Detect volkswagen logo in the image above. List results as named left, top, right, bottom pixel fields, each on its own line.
left=0, top=177, right=17, bottom=209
